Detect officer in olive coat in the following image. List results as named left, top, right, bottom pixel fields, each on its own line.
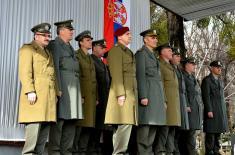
left=104, top=27, right=138, bottom=155
left=48, top=20, right=83, bottom=155
left=170, top=50, right=189, bottom=155
left=182, top=57, right=203, bottom=155
left=135, top=29, right=166, bottom=155
left=18, top=23, right=58, bottom=155
left=74, top=30, right=97, bottom=154
left=201, top=60, right=228, bottom=155
left=156, top=43, right=181, bottom=155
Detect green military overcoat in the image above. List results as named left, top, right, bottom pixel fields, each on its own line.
left=105, top=43, right=138, bottom=125
left=183, top=71, right=203, bottom=130
left=201, top=73, right=228, bottom=133
left=135, top=46, right=166, bottom=125
left=174, top=66, right=189, bottom=130
left=76, top=49, right=97, bottom=127
left=18, top=41, right=58, bottom=123
left=49, top=37, right=83, bottom=120
left=159, top=58, right=181, bottom=126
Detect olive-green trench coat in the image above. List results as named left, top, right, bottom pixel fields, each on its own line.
left=104, top=43, right=138, bottom=125
left=159, top=58, right=181, bottom=126
left=18, top=41, right=58, bottom=123
left=76, top=49, right=97, bottom=127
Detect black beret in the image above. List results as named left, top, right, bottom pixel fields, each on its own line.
left=75, top=30, right=93, bottom=41
left=210, top=60, right=222, bottom=67
left=31, top=23, right=51, bottom=33
left=54, top=19, right=74, bottom=30
left=140, top=29, right=158, bottom=37
left=92, top=39, right=106, bottom=48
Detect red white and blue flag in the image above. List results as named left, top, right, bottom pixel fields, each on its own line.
left=104, top=0, right=130, bottom=52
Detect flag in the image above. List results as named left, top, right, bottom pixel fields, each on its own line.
left=103, top=0, right=130, bottom=52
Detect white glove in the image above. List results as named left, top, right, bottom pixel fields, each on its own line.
left=27, top=92, right=37, bottom=105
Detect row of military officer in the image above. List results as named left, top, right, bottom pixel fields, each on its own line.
left=18, top=20, right=111, bottom=155
left=18, top=20, right=228, bottom=155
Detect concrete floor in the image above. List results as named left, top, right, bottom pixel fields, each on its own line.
left=0, top=145, right=48, bottom=155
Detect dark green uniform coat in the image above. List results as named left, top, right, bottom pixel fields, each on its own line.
left=135, top=46, right=166, bottom=125
left=182, top=71, right=203, bottom=130
left=159, top=58, right=181, bottom=126
left=49, top=37, right=83, bottom=120
left=174, top=66, right=189, bottom=130
left=105, top=43, right=138, bottom=125
left=91, top=54, right=110, bottom=129
left=76, top=49, right=97, bottom=127
left=201, top=73, right=228, bottom=133
left=18, top=41, right=58, bottom=123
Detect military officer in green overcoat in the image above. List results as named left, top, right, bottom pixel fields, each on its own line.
left=87, top=39, right=112, bottom=155
left=156, top=43, right=181, bottom=155
left=18, top=23, right=58, bottom=155
left=182, top=57, right=203, bottom=155
left=47, top=20, right=83, bottom=155
left=170, top=50, right=189, bottom=155
left=104, top=27, right=138, bottom=155
left=135, top=29, right=166, bottom=155
left=73, top=30, right=97, bottom=154
left=201, top=60, right=228, bottom=155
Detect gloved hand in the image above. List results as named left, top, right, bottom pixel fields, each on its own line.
left=27, top=92, right=37, bottom=105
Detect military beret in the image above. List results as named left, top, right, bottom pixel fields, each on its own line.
left=140, top=29, right=158, bottom=37
left=181, top=57, right=196, bottom=65
left=155, top=43, right=172, bottom=53
left=31, top=23, right=51, bottom=33
left=114, top=27, right=129, bottom=37
left=92, top=39, right=106, bottom=48
left=75, top=30, right=93, bottom=41
left=54, top=19, right=74, bottom=30
left=210, top=60, right=222, bottom=67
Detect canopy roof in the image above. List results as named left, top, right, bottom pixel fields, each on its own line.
left=151, top=0, right=235, bottom=20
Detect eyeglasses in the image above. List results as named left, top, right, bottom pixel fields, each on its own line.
left=36, top=33, right=52, bottom=38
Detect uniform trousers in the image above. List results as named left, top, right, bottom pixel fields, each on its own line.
left=137, top=125, right=157, bottom=155
left=22, top=122, right=50, bottom=155
left=179, top=130, right=198, bottom=155
left=74, top=127, right=93, bottom=155
left=205, top=133, right=221, bottom=155
left=112, top=125, right=132, bottom=155
left=154, top=126, right=169, bottom=155
left=48, top=119, right=76, bottom=155
left=165, top=127, right=176, bottom=155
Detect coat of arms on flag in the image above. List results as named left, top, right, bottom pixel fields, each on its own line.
left=104, top=0, right=130, bottom=51
left=113, top=1, right=127, bottom=26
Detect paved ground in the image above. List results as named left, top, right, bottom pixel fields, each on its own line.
left=0, top=145, right=231, bottom=155
left=0, top=145, right=48, bottom=155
